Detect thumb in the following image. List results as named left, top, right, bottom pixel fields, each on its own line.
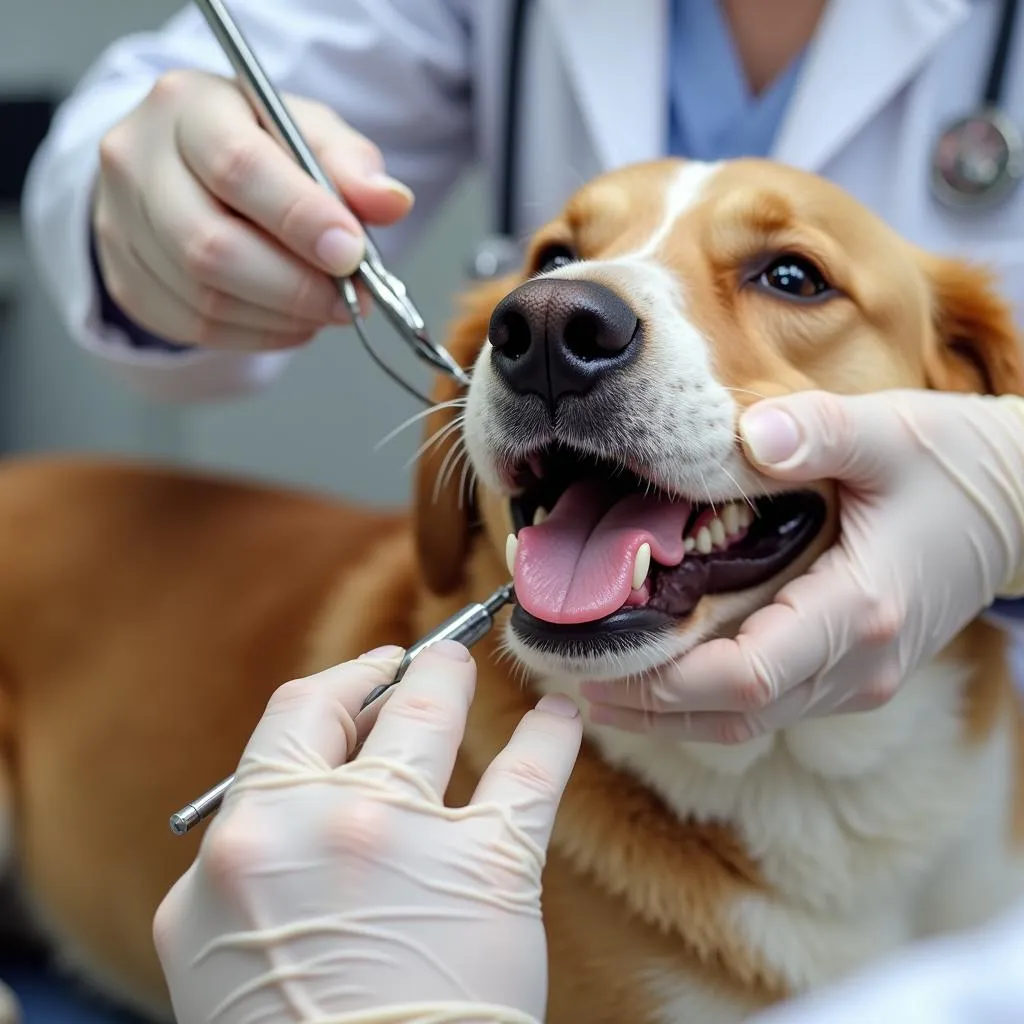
left=739, top=391, right=901, bottom=491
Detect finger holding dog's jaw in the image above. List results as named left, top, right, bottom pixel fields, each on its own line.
left=578, top=547, right=895, bottom=721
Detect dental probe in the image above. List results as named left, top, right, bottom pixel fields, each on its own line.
left=168, top=582, right=516, bottom=836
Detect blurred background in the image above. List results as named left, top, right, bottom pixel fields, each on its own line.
left=1, top=0, right=487, bottom=508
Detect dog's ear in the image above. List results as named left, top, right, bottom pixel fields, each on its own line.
left=923, top=255, right=1024, bottom=396
left=413, top=274, right=519, bottom=595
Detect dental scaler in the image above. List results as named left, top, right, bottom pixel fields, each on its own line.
left=168, top=582, right=515, bottom=836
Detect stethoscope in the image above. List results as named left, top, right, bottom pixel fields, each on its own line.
left=469, top=0, right=1024, bottom=282
left=931, top=0, right=1024, bottom=211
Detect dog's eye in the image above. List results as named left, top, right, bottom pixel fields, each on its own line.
left=757, top=255, right=832, bottom=300
left=535, top=244, right=577, bottom=274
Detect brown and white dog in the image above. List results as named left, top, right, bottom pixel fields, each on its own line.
left=1, top=157, right=1023, bottom=1023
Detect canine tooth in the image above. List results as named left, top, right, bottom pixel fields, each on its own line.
left=684, top=537, right=696, bottom=552
left=505, top=533, right=518, bottom=576
left=696, top=527, right=713, bottom=554
left=533, top=506, right=548, bottom=526
left=710, top=517, right=726, bottom=548
left=632, top=543, right=651, bottom=591
left=723, top=503, right=740, bottom=535
left=739, top=505, right=754, bottom=527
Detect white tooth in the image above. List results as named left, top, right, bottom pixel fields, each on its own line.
left=505, top=533, right=518, bottom=576
left=533, top=506, right=548, bottom=526
left=684, top=536, right=696, bottom=552
left=710, top=517, right=726, bottom=548
left=723, top=503, right=740, bottom=535
left=696, top=527, right=713, bottom=554
left=632, top=542, right=651, bottom=591
left=739, top=505, right=754, bottom=527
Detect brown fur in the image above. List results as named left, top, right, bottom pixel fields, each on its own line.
left=0, top=158, right=1022, bottom=1021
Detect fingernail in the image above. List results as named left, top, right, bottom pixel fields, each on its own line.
left=429, top=639, right=471, bottom=662
left=359, top=645, right=403, bottom=660
left=366, top=171, right=414, bottom=203
left=315, top=227, right=364, bottom=275
left=536, top=693, right=580, bottom=718
left=740, top=406, right=802, bottom=466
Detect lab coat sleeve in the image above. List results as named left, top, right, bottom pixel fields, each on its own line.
left=748, top=900, right=1024, bottom=1024
left=20, top=0, right=475, bottom=404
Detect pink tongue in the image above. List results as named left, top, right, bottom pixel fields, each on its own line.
left=514, top=480, right=689, bottom=625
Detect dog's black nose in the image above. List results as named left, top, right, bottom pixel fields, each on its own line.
left=488, top=278, right=640, bottom=408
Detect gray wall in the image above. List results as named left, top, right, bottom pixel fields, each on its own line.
left=0, top=0, right=487, bottom=507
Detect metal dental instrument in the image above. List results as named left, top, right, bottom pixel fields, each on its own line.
left=356, top=582, right=515, bottom=712
left=192, top=0, right=471, bottom=399
left=169, top=582, right=516, bottom=836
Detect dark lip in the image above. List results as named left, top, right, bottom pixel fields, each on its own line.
left=508, top=490, right=828, bottom=659
left=510, top=606, right=676, bottom=658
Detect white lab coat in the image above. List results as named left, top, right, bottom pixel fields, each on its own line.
left=20, top=0, right=1024, bottom=403
left=17, top=2, right=1024, bottom=1015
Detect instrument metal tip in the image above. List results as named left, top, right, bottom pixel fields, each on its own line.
left=169, top=807, right=200, bottom=836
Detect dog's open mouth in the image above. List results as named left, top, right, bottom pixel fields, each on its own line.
left=505, top=444, right=826, bottom=655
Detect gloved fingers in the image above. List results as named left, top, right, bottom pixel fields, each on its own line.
left=826, top=649, right=906, bottom=714
left=579, top=600, right=820, bottom=714
left=175, top=82, right=368, bottom=278
left=739, top=390, right=913, bottom=491
left=587, top=677, right=822, bottom=743
left=145, top=154, right=348, bottom=328
left=95, top=231, right=316, bottom=353
left=152, top=861, right=200, bottom=962
left=136, top=164, right=341, bottom=329
left=131, top=226, right=332, bottom=335
left=470, top=693, right=582, bottom=850
left=584, top=558, right=898, bottom=720
left=238, top=646, right=404, bottom=774
left=355, top=641, right=476, bottom=802
left=580, top=589, right=834, bottom=716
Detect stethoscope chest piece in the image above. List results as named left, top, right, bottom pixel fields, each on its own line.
left=931, top=106, right=1024, bottom=211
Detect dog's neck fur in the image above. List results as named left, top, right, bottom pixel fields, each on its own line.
left=412, top=541, right=1024, bottom=1000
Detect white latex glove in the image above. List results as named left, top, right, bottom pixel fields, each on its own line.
left=582, top=390, right=1024, bottom=743
left=749, top=898, right=1024, bottom=1024
left=93, top=69, right=413, bottom=350
left=154, top=640, right=583, bottom=1024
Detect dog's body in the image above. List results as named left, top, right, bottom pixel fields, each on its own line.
left=2, top=158, right=1024, bottom=1022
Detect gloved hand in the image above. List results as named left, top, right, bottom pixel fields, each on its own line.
left=93, top=69, right=413, bottom=351
left=748, top=899, right=1024, bottom=1024
left=154, top=641, right=582, bottom=1024
left=582, top=390, right=1024, bottom=743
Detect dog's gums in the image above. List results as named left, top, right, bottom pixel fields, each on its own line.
left=502, top=443, right=826, bottom=656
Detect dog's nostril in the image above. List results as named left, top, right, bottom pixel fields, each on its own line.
left=491, top=310, right=532, bottom=360
left=562, top=311, right=637, bottom=362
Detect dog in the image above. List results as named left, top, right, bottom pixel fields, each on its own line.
left=0, top=156, right=1023, bottom=1023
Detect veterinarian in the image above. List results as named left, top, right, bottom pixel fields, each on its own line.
left=153, top=641, right=1024, bottom=1023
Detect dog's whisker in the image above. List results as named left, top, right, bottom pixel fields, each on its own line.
left=408, top=416, right=465, bottom=471
left=433, top=435, right=469, bottom=504
left=375, top=398, right=467, bottom=451
left=722, top=386, right=770, bottom=401
left=698, top=470, right=717, bottom=516
left=718, top=465, right=757, bottom=514
left=457, top=457, right=478, bottom=512
left=441, top=441, right=470, bottom=490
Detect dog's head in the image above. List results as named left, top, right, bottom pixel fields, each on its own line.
left=414, top=158, right=1023, bottom=682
